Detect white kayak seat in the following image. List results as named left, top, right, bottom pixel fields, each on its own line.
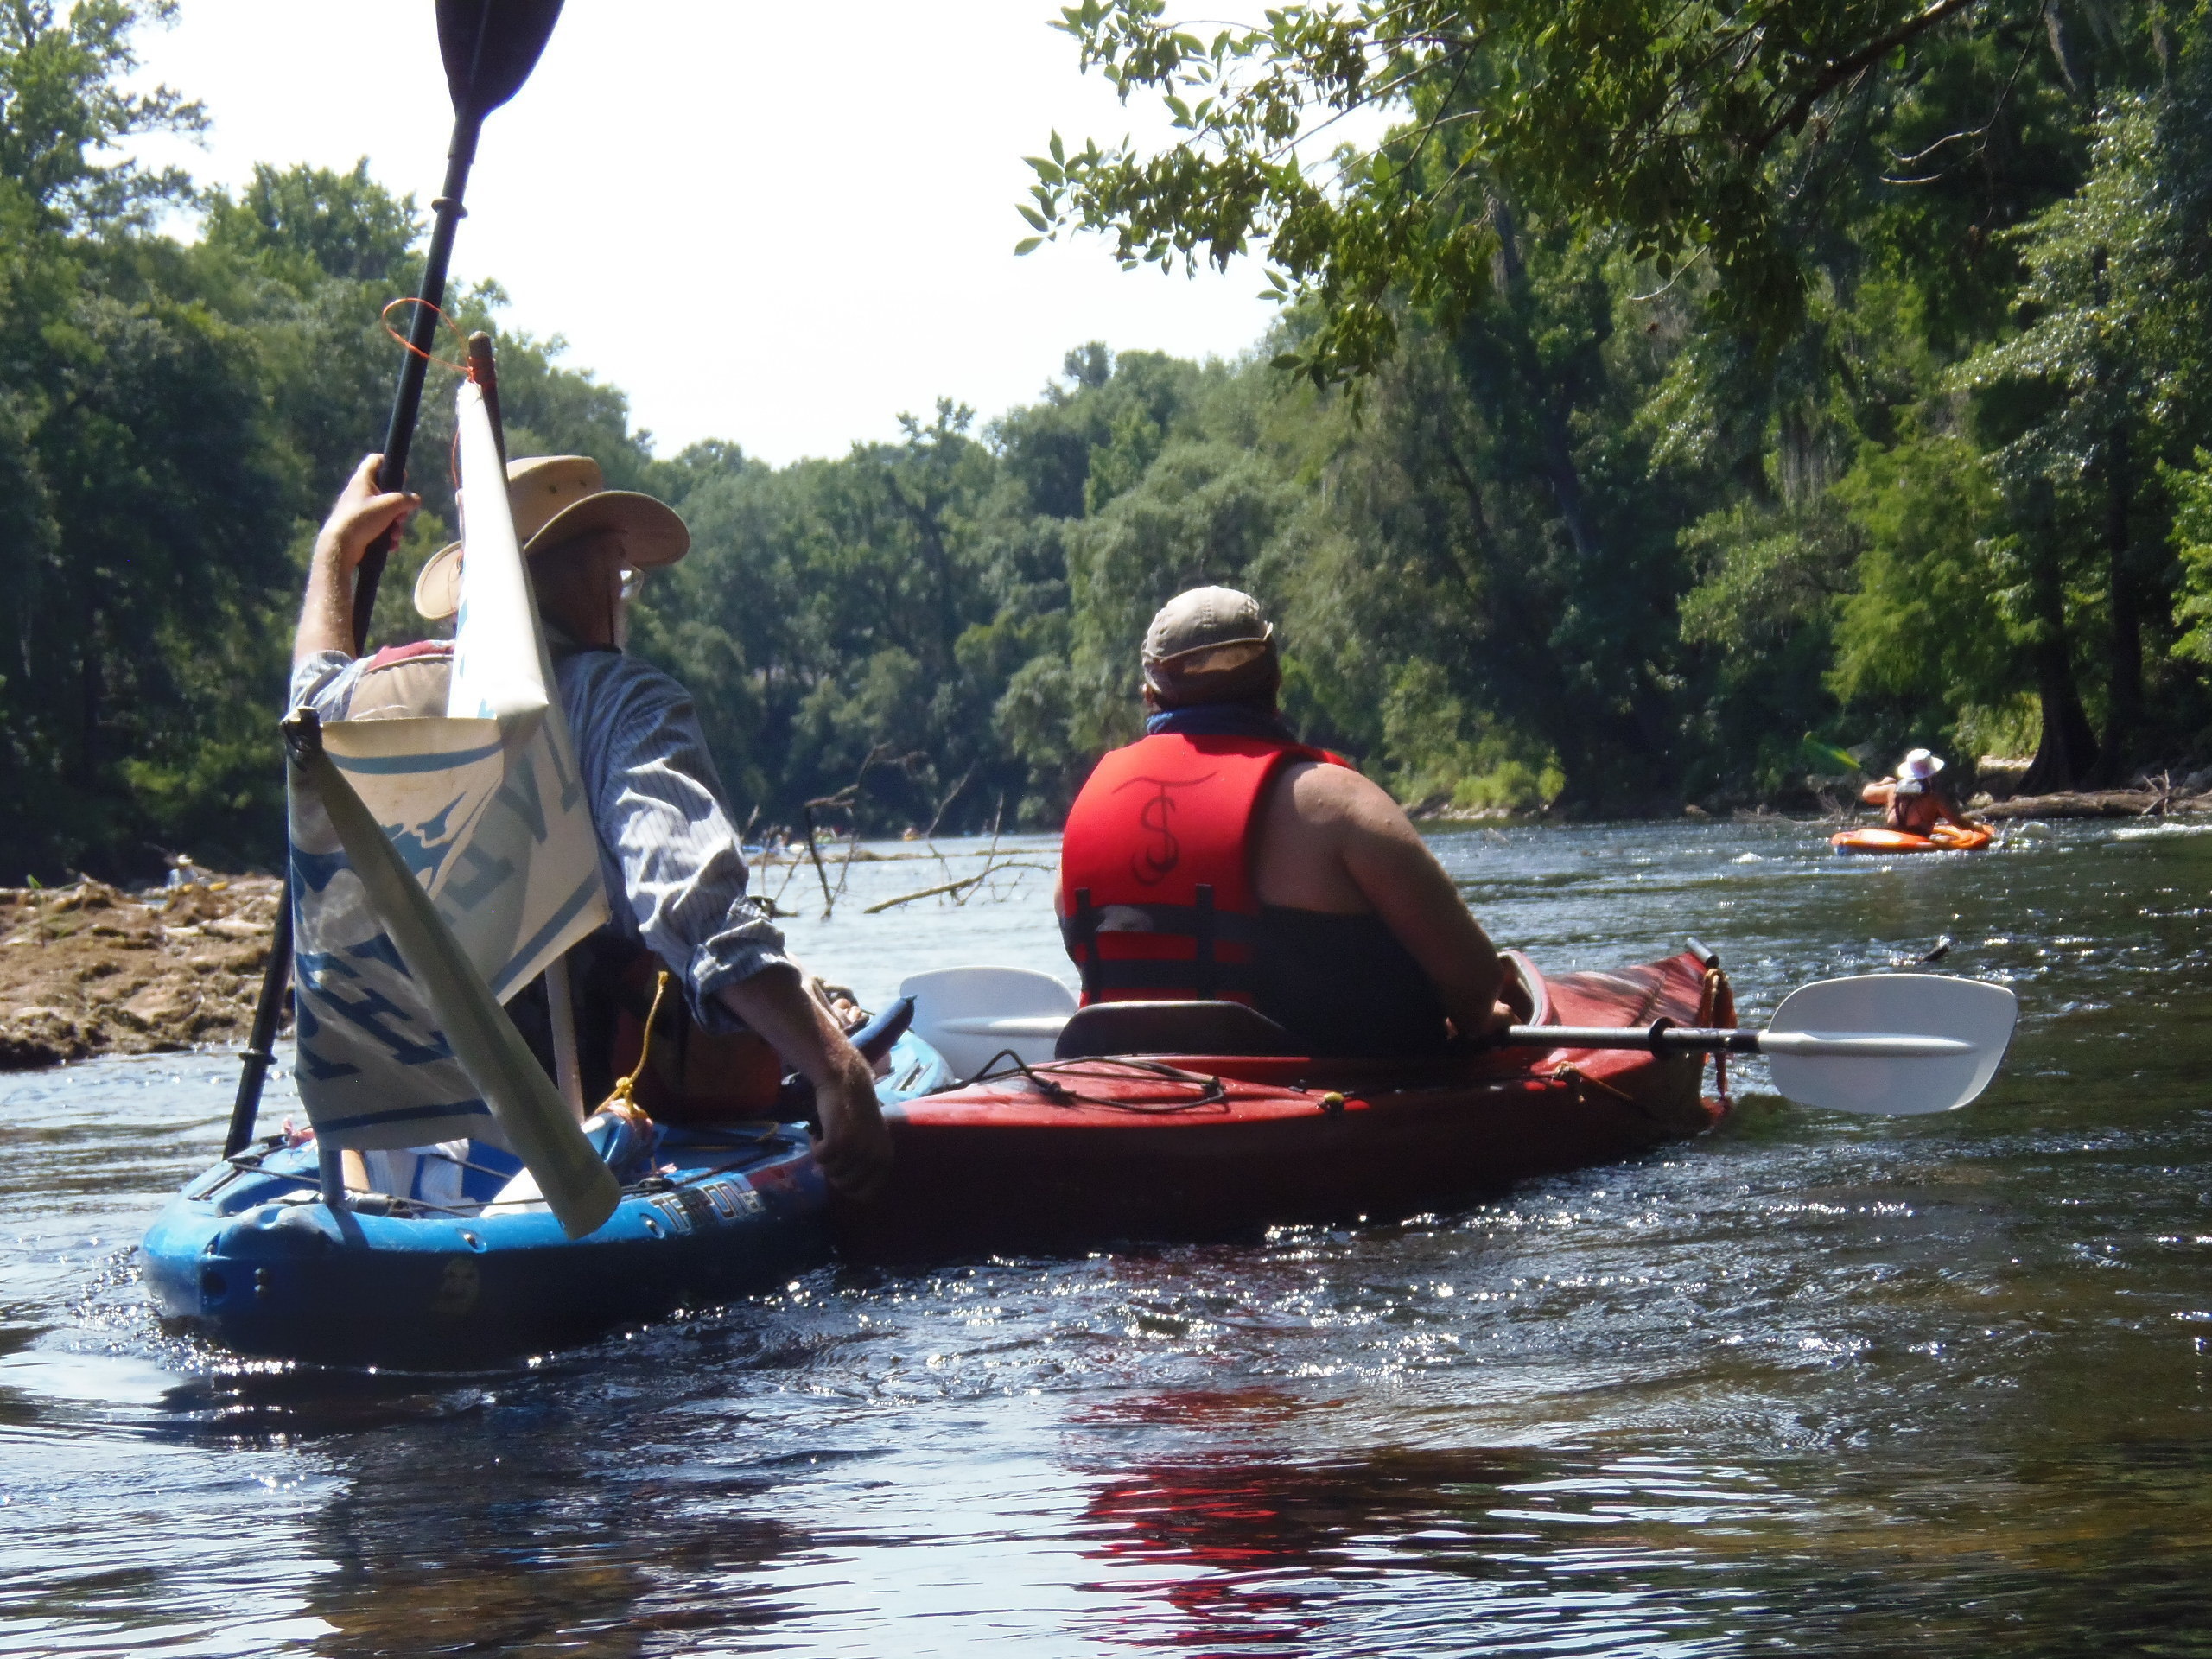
left=358, top=1138, right=525, bottom=1213
left=1501, top=950, right=1548, bottom=1027
left=901, top=966, right=1077, bottom=1076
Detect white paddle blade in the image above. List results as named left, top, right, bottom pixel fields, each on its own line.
left=1764, top=974, right=2018, bottom=1116
left=900, top=966, right=1076, bottom=1074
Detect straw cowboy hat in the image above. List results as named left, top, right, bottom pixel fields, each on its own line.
left=413, top=455, right=689, bottom=620
left=1893, top=747, right=1945, bottom=794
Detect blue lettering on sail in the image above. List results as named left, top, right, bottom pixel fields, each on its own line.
left=296, top=950, right=362, bottom=985
left=495, top=753, right=547, bottom=843
left=289, top=844, right=347, bottom=893
left=298, top=1040, right=362, bottom=1082
left=306, top=982, right=453, bottom=1066
left=382, top=791, right=468, bottom=881
left=345, top=934, right=409, bottom=976
left=442, top=842, right=517, bottom=912
left=545, top=727, right=583, bottom=810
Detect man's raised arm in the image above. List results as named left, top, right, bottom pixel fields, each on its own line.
left=295, top=454, right=417, bottom=667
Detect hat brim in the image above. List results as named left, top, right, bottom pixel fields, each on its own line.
left=413, top=492, right=690, bottom=620
left=1144, top=635, right=1281, bottom=708
left=1142, top=621, right=1275, bottom=669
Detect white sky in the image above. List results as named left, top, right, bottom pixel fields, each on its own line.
left=123, top=1, right=1377, bottom=465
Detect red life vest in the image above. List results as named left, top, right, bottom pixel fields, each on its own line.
left=1058, top=731, right=1342, bottom=1004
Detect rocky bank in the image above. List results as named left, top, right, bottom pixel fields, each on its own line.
left=0, top=876, right=282, bottom=1071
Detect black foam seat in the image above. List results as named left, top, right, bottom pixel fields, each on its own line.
left=1053, top=1000, right=1297, bottom=1059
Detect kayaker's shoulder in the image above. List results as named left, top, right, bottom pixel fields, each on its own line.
left=556, top=649, right=697, bottom=718
left=1273, top=753, right=1409, bottom=825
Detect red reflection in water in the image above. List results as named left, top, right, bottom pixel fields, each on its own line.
left=1083, top=1462, right=1338, bottom=1652
left=1074, top=1426, right=1529, bottom=1655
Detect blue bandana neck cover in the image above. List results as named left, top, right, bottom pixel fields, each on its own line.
left=1144, top=702, right=1301, bottom=744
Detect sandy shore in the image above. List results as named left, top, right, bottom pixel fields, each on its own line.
left=0, top=876, right=282, bottom=1071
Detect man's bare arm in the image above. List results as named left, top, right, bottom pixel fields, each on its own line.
left=1300, top=767, right=1513, bottom=1038
left=295, top=454, right=417, bottom=667
left=717, top=967, right=892, bottom=1202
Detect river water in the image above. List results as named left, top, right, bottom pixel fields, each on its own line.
left=3, top=819, right=2208, bottom=1656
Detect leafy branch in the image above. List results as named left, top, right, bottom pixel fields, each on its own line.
left=1021, top=0, right=2008, bottom=381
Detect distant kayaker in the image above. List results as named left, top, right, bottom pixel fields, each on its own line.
left=1861, top=749, right=1977, bottom=836
left=1057, top=586, right=1524, bottom=1056
left=291, top=454, right=892, bottom=1199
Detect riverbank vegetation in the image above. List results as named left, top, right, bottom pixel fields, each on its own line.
left=6, top=1, right=2212, bottom=879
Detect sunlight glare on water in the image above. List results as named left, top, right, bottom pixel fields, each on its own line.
left=3, top=819, right=2209, bottom=1656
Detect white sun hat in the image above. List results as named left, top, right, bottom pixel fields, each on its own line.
left=1892, top=748, right=1944, bottom=793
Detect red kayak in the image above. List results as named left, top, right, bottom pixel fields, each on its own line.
left=837, top=950, right=1731, bottom=1257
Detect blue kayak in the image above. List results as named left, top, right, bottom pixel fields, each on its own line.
left=143, top=1021, right=953, bottom=1370
left=141, top=1119, right=826, bottom=1369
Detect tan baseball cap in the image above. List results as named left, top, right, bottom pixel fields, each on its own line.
left=1141, top=586, right=1277, bottom=702
left=413, top=455, right=690, bottom=620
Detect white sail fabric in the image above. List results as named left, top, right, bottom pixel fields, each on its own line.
left=289, top=380, right=610, bottom=1150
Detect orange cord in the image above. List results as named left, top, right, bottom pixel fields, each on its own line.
left=380, top=296, right=474, bottom=378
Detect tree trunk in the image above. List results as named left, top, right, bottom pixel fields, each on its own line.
left=1491, top=197, right=1599, bottom=563
left=2018, top=510, right=2098, bottom=794
left=76, top=602, right=102, bottom=788
left=2093, top=413, right=2140, bottom=783
left=2043, top=0, right=2089, bottom=101
left=1484, top=194, right=1669, bottom=808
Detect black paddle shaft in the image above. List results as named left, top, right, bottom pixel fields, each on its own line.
left=225, top=1, right=563, bottom=1157
left=223, top=116, right=479, bottom=1160
left=349, top=113, right=481, bottom=645
left=353, top=0, right=569, bottom=644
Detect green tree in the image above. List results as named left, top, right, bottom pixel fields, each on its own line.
left=0, top=0, right=200, bottom=229
left=1956, top=97, right=2200, bottom=782
left=204, top=158, right=422, bottom=283
left=1024, top=0, right=2063, bottom=383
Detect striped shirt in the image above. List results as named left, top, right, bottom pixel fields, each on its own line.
left=290, top=644, right=791, bottom=1031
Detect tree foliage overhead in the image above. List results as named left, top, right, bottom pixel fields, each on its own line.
left=0, top=0, right=201, bottom=227
left=1024, top=0, right=2129, bottom=381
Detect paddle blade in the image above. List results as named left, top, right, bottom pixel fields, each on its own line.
left=439, top=0, right=565, bottom=118
left=1764, top=974, right=2018, bottom=1116
left=289, top=715, right=618, bottom=1237
left=900, top=966, right=1075, bottom=1075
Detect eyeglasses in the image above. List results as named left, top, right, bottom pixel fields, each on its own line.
left=618, top=566, right=644, bottom=602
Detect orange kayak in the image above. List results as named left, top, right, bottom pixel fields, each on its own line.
left=1832, top=823, right=1995, bottom=854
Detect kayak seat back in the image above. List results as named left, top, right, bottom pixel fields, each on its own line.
left=1055, top=999, right=1297, bottom=1060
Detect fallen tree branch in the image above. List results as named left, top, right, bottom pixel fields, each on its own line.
left=861, top=863, right=1053, bottom=914
left=922, top=762, right=976, bottom=840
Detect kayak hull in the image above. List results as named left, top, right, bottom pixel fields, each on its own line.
left=1832, top=824, right=1994, bottom=854
left=140, top=1127, right=827, bottom=1370
left=838, top=951, right=1726, bottom=1259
